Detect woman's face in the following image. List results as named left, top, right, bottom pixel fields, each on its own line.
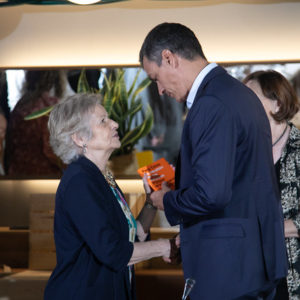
left=86, top=104, right=120, bottom=154
left=245, top=79, right=279, bottom=122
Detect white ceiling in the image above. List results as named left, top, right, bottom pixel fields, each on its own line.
left=111, top=0, right=300, bottom=9
left=0, top=0, right=300, bottom=68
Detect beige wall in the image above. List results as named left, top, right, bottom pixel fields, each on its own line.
left=0, top=179, right=144, bottom=227
left=0, top=1, right=300, bottom=68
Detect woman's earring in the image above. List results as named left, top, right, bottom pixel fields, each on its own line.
left=83, top=143, right=87, bottom=154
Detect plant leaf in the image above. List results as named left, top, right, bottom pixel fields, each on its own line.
left=127, top=98, right=142, bottom=128
left=24, top=105, right=54, bottom=120
left=119, top=104, right=153, bottom=151
left=128, top=69, right=141, bottom=97
left=131, top=77, right=151, bottom=105
left=77, top=69, right=92, bottom=93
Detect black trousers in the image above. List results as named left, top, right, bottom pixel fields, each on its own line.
left=234, top=282, right=278, bottom=300
left=274, top=278, right=289, bottom=300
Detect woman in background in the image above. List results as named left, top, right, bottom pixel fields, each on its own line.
left=5, top=70, right=73, bottom=176
left=44, top=93, right=176, bottom=300
left=244, top=70, right=300, bottom=300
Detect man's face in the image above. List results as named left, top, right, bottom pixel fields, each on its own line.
left=142, top=55, right=188, bottom=103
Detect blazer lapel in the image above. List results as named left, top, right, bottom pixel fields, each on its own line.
left=194, top=66, right=227, bottom=100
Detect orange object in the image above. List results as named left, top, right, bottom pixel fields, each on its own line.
left=137, top=158, right=175, bottom=191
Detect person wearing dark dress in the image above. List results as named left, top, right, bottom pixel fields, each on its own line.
left=44, top=93, right=177, bottom=300
left=244, top=70, right=300, bottom=300
left=5, top=70, right=72, bottom=177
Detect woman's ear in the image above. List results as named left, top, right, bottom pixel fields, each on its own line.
left=71, top=133, right=85, bottom=148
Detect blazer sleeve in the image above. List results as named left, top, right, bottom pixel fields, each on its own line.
left=61, top=173, right=133, bottom=272
left=164, top=96, right=237, bottom=225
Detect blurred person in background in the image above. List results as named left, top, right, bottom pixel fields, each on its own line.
left=5, top=70, right=73, bottom=177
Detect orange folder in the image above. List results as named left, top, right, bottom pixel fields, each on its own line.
left=137, top=158, right=175, bottom=191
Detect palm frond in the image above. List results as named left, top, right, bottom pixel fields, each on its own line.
left=24, top=106, right=54, bottom=120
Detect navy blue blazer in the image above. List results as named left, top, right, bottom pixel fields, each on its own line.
left=163, top=66, right=288, bottom=299
left=44, top=156, right=135, bottom=300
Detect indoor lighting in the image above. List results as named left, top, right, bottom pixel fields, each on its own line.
left=67, top=0, right=101, bottom=4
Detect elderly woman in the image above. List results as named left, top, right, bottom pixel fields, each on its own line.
left=44, top=93, right=173, bottom=300
left=244, top=70, right=300, bottom=300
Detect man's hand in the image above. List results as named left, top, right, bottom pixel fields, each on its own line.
left=150, top=181, right=171, bottom=210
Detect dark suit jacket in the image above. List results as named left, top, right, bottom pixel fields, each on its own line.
left=163, top=66, right=288, bottom=299
left=44, top=156, right=135, bottom=300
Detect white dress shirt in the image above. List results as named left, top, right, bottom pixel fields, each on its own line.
left=186, top=63, right=218, bottom=109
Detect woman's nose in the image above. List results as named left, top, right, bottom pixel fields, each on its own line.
left=111, top=119, right=119, bottom=129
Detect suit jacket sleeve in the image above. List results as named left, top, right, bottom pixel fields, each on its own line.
left=164, top=95, right=237, bottom=225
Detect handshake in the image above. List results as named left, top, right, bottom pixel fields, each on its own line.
left=168, top=234, right=181, bottom=265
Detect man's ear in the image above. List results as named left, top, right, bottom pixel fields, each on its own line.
left=161, top=49, right=178, bottom=68
left=71, top=133, right=85, bottom=148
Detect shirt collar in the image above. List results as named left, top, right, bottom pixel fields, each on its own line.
left=186, top=62, right=218, bottom=109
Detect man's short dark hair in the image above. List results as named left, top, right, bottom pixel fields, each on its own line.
left=139, top=22, right=207, bottom=67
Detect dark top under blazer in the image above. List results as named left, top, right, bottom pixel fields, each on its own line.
left=44, top=156, right=134, bottom=300
left=163, top=66, right=288, bottom=299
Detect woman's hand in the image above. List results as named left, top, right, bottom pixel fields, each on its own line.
left=136, top=174, right=158, bottom=238
left=128, top=239, right=171, bottom=266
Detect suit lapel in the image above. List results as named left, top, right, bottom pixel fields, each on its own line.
left=194, top=66, right=227, bottom=100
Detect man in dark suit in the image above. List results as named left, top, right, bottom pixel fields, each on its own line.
left=139, top=23, right=288, bottom=300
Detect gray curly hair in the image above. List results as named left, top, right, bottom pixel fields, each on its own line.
left=48, top=93, right=102, bottom=164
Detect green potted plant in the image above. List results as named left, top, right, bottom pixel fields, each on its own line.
left=77, top=68, right=153, bottom=156
left=78, top=68, right=153, bottom=175
left=26, top=68, right=154, bottom=175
